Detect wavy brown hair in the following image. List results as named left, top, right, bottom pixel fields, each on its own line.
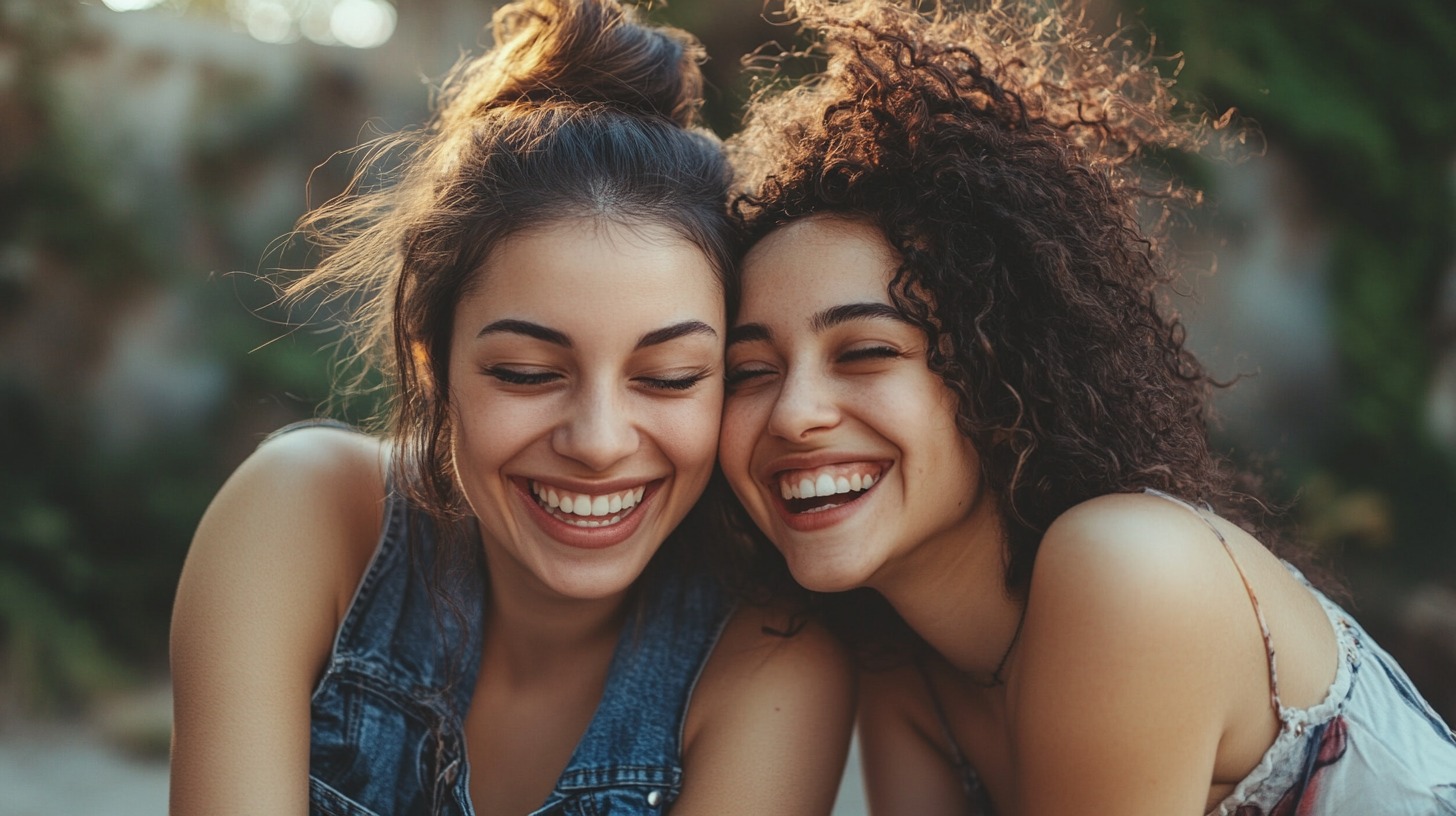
left=730, top=0, right=1288, bottom=610
left=282, top=0, right=740, bottom=600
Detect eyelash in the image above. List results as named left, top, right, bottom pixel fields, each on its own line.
left=725, top=346, right=902, bottom=388
left=483, top=367, right=709, bottom=391
left=839, top=345, right=902, bottom=363
left=638, top=371, right=709, bottom=391
left=724, top=367, right=773, bottom=388
left=484, top=366, right=559, bottom=386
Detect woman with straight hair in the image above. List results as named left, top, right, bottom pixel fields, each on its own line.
left=170, top=2, right=854, bottom=813
left=721, top=1, right=1456, bottom=813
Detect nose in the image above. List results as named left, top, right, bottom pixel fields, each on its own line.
left=765, top=364, right=840, bottom=441
left=552, top=381, right=640, bottom=472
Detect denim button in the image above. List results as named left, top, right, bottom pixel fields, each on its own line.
left=647, top=791, right=662, bottom=807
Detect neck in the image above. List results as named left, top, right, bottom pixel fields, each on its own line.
left=870, top=497, right=1024, bottom=684
left=481, top=560, right=629, bottom=686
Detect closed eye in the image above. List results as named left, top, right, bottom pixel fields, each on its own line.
left=483, top=366, right=560, bottom=386
left=839, top=346, right=903, bottom=363
left=637, top=371, right=711, bottom=392
left=725, top=366, right=775, bottom=388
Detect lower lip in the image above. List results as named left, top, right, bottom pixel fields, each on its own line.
left=772, top=480, right=880, bottom=533
left=515, top=479, right=660, bottom=550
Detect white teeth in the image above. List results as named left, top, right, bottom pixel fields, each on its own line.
left=815, top=474, right=836, bottom=496
left=779, top=469, right=881, bottom=500
left=528, top=481, right=647, bottom=526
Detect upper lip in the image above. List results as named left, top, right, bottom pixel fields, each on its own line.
left=517, top=475, right=661, bottom=494
left=759, top=452, right=890, bottom=482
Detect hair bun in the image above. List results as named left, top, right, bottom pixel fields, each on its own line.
left=443, top=0, right=705, bottom=128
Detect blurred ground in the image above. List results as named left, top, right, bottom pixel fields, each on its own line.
left=0, top=719, right=168, bottom=816
left=0, top=689, right=870, bottom=816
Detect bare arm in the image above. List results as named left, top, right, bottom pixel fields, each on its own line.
left=169, top=427, right=384, bottom=816
left=1008, top=495, right=1261, bottom=815
left=857, top=665, right=969, bottom=816
left=674, top=606, right=856, bottom=816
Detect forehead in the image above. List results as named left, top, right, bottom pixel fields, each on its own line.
left=471, top=217, right=724, bottom=315
left=739, top=217, right=899, bottom=312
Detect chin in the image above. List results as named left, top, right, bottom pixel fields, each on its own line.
left=534, top=550, right=656, bottom=602
left=542, top=570, right=642, bottom=602
left=784, top=550, right=875, bottom=594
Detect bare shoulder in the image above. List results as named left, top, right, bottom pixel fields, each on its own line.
left=174, top=422, right=390, bottom=659
left=1032, top=492, right=1244, bottom=613
left=674, top=602, right=854, bottom=816
left=689, top=601, right=855, bottom=732
left=201, top=424, right=388, bottom=595
left=1008, top=492, right=1268, bottom=812
left=1021, top=491, right=1267, bottom=690
left=240, top=423, right=387, bottom=510
left=169, top=424, right=390, bottom=811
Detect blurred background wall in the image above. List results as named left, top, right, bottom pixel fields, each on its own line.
left=1, top=0, right=1453, bottom=810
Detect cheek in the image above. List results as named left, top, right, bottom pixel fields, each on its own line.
left=451, top=412, right=506, bottom=472
left=718, top=395, right=765, bottom=475
left=647, top=393, right=723, bottom=477
left=448, top=385, right=548, bottom=482
left=915, top=388, right=981, bottom=495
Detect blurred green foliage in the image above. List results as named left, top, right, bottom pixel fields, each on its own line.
left=1134, top=0, right=1456, bottom=573
left=0, top=1, right=336, bottom=707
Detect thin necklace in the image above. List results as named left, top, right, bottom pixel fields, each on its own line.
left=970, top=604, right=1027, bottom=689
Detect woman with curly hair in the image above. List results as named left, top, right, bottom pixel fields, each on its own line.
left=169, top=1, right=854, bottom=813
left=720, top=1, right=1456, bottom=813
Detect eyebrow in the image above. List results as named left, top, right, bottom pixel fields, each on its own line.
left=812, top=302, right=912, bottom=332
left=476, top=318, right=717, bottom=350
left=477, top=319, right=571, bottom=347
left=635, top=320, right=718, bottom=350
left=726, top=323, right=772, bottom=348
left=726, top=302, right=912, bottom=349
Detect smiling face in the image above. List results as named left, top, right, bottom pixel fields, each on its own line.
left=720, top=216, right=995, bottom=593
left=448, top=217, right=724, bottom=602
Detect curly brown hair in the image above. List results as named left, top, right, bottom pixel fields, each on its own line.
left=730, top=0, right=1279, bottom=603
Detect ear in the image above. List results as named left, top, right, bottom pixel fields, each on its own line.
left=410, top=339, right=434, bottom=391
left=935, top=330, right=956, bottom=359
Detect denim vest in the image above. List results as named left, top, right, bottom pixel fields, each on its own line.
left=308, top=480, right=732, bottom=816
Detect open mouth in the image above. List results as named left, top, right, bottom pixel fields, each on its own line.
left=776, top=465, right=882, bottom=515
left=528, top=480, right=647, bottom=528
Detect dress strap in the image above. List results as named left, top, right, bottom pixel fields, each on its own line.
left=1141, top=489, right=1284, bottom=718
